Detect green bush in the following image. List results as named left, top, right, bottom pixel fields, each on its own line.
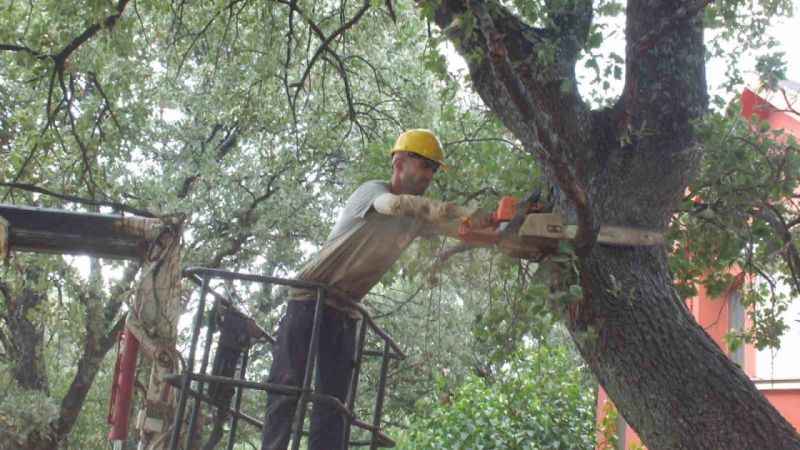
left=396, top=345, right=596, bottom=450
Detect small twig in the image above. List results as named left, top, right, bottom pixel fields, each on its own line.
left=61, top=72, right=95, bottom=188
left=778, top=87, right=800, bottom=116
left=282, top=0, right=370, bottom=112
left=434, top=242, right=481, bottom=265
left=372, top=284, right=426, bottom=319
left=753, top=203, right=800, bottom=295
left=176, top=4, right=222, bottom=77
left=87, top=71, right=122, bottom=131
left=384, top=0, right=397, bottom=23
left=283, top=0, right=298, bottom=127
left=321, top=53, right=357, bottom=121
left=0, top=182, right=157, bottom=217
left=0, top=43, right=47, bottom=59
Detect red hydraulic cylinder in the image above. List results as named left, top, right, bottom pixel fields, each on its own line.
left=108, top=328, right=140, bottom=442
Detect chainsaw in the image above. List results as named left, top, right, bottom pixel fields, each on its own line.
left=458, top=196, right=664, bottom=247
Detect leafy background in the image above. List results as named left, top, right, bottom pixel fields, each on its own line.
left=1, top=0, right=798, bottom=448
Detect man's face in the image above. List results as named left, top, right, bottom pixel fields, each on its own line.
left=395, top=152, right=438, bottom=195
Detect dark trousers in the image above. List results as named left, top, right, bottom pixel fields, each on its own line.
left=261, top=301, right=357, bottom=450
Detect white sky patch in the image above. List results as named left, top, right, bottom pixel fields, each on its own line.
left=161, top=107, right=185, bottom=124
left=769, top=12, right=800, bottom=81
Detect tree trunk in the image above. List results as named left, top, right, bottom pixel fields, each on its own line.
left=2, top=269, right=49, bottom=393
left=576, top=245, right=800, bottom=448
left=431, top=0, right=800, bottom=448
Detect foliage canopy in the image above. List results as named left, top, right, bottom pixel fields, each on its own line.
left=1, top=0, right=799, bottom=448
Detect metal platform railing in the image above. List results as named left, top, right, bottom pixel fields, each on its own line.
left=166, top=267, right=404, bottom=450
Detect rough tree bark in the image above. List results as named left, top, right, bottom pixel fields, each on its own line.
left=1, top=267, right=49, bottom=393
left=430, top=0, right=800, bottom=448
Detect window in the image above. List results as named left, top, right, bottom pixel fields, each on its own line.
left=756, top=294, right=800, bottom=380
left=728, top=290, right=745, bottom=366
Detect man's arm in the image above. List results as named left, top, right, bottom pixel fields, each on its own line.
left=372, top=193, right=481, bottom=238
left=372, top=192, right=553, bottom=258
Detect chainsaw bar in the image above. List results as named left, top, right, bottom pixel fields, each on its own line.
left=517, top=213, right=663, bottom=247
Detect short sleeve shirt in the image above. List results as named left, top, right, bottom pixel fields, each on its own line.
left=288, top=180, right=424, bottom=311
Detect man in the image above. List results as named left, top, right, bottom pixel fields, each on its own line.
left=261, top=129, right=475, bottom=450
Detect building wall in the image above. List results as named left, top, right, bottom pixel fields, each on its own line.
left=759, top=383, right=800, bottom=429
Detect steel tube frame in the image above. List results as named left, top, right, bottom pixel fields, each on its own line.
left=186, top=298, right=219, bottom=448
left=166, top=372, right=399, bottom=447
left=170, top=268, right=403, bottom=449
left=169, top=273, right=211, bottom=450
left=166, top=374, right=356, bottom=420
left=369, top=341, right=392, bottom=450
left=227, top=349, right=249, bottom=450
left=342, top=319, right=368, bottom=447
left=183, top=267, right=405, bottom=358
left=168, top=383, right=264, bottom=428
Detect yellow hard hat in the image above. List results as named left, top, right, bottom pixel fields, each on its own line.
left=390, top=129, right=447, bottom=170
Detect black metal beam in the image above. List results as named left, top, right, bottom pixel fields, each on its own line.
left=0, top=204, right=154, bottom=259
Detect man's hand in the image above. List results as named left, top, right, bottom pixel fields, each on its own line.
left=464, top=208, right=496, bottom=229
left=438, top=201, right=468, bottom=221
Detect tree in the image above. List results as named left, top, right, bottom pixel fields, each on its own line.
left=424, top=0, right=800, bottom=448
left=2, top=0, right=800, bottom=449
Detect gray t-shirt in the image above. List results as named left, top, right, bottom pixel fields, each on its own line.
left=288, top=180, right=424, bottom=312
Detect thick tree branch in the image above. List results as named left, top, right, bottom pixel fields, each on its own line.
left=622, top=0, right=707, bottom=152
left=465, top=0, right=595, bottom=253
left=545, top=0, right=593, bottom=60
left=384, top=0, right=397, bottom=23
left=634, top=0, right=711, bottom=55
left=2, top=267, right=49, bottom=392
left=51, top=0, right=131, bottom=70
